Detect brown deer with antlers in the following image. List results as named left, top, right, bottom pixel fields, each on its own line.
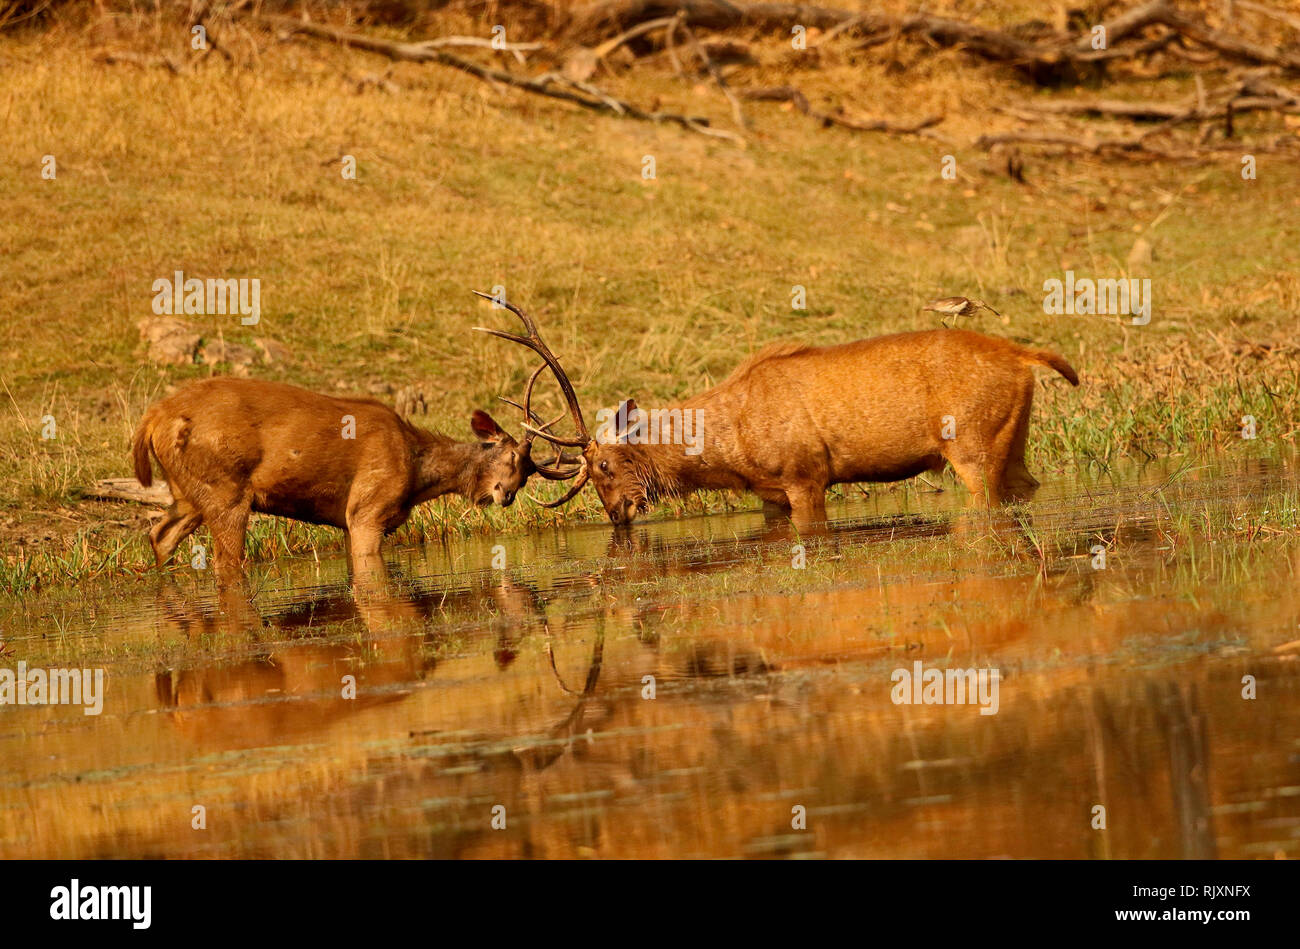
left=475, top=292, right=1079, bottom=530
left=132, top=376, right=577, bottom=583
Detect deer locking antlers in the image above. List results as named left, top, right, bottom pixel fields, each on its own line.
left=133, top=286, right=1080, bottom=585
left=472, top=290, right=593, bottom=507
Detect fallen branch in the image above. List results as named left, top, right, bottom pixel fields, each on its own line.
left=592, top=14, right=679, bottom=59
left=739, top=85, right=941, bottom=135
left=1071, top=29, right=1178, bottom=63
left=415, top=35, right=543, bottom=65
left=565, top=0, right=856, bottom=39
left=1014, top=93, right=1300, bottom=123
left=417, top=35, right=544, bottom=51
left=1158, top=6, right=1300, bottom=70
left=974, top=128, right=1298, bottom=160
left=1237, top=0, right=1300, bottom=35
left=97, top=50, right=187, bottom=74
left=261, top=16, right=739, bottom=141
left=975, top=129, right=1188, bottom=158
left=564, top=0, right=1300, bottom=78
left=679, top=18, right=748, bottom=129
left=1069, top=0, right=1171, bottom=54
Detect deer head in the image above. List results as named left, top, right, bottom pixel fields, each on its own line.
left=466, top=408, right=532, bottom=507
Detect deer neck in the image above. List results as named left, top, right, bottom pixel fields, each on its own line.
left=412, top=430, right=482, bottom=502
left=626, top=411, right=731, bottom=499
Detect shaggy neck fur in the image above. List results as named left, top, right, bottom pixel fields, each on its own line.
left=412, top=428, right=484, bottom=502
left=620, top=405, right=742, bottom=501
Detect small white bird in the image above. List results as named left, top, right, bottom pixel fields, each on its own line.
left=922, top=296, right=1001, bottom=328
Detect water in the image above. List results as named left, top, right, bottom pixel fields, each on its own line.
left=2, top=456, right=1298, bottom=858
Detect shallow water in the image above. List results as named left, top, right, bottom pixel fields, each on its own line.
left=2, top=456, right=1298, bottom=858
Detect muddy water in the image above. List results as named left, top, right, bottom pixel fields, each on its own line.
left=2, top=457, right=1298, bottom=858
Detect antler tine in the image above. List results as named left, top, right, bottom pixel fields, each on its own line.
left=472, top=289, right=590, bottom=444
left=498, top=397, right=566, bottom=436
left=521, top=423, right=589, bottom=448
left=500, top=364, right=581, bottom=477
left=523, top=362, right=574, bottom=439
left=526, top=461, right=590, bottom=507
left=532, top=462, right=585, bottom=481
left=522, top=361, right=545, bottom=420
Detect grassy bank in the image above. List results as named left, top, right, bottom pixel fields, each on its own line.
left=1, top=6, right=1298, bottom=594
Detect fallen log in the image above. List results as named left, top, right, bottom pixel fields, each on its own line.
left=86, top=478, right=174, bottom=506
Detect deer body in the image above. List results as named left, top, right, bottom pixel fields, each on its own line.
left=133, top=378, right=534, bottom=582
left=595, top=329, right=1078, bottom=525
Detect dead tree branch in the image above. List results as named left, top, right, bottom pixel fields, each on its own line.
left=563, top=0, right=1300, bottom=78
left=261, top=16, right=741, bottom=141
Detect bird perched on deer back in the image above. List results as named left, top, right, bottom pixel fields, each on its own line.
left=923, top=296, right=1001, bottom=328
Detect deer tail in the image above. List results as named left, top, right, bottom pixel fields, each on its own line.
left=1021, top=347, right=1079, bottom=386
left=132, top=406, right=159, bottom=487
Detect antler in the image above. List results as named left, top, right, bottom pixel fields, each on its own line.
left=499, top=364, right=583, bottom=480
left=529, top=464, right=589, bottom=508
left=472, top=290, right=591, bottom=449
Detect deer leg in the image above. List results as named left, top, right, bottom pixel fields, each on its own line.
left=345, top=522, right=386, bottom=580
left=150, top=496, right=204, bottom=567
left=205, top=499, right=251, bottom=587
left=1000, top=390, right=1039, bottom=504
left=945, top=452, right=1001, bottom=508
left=787, top=484, right=829, bottom=532
left=1001, top=457, right=1039, bottom=503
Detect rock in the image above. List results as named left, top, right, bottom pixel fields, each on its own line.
left=138, top=317, right=200, bottom=365
left=199, top=338, right=259, bottom=370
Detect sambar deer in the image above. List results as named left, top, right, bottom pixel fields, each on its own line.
left=132, top=376, right=578, bottom=583
left=475, top=293, right=1079, bottom=530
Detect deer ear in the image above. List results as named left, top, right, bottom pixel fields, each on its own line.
left=614, top=399, right=640, bottom=444
left=470, top=409, right=506, bottom=444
